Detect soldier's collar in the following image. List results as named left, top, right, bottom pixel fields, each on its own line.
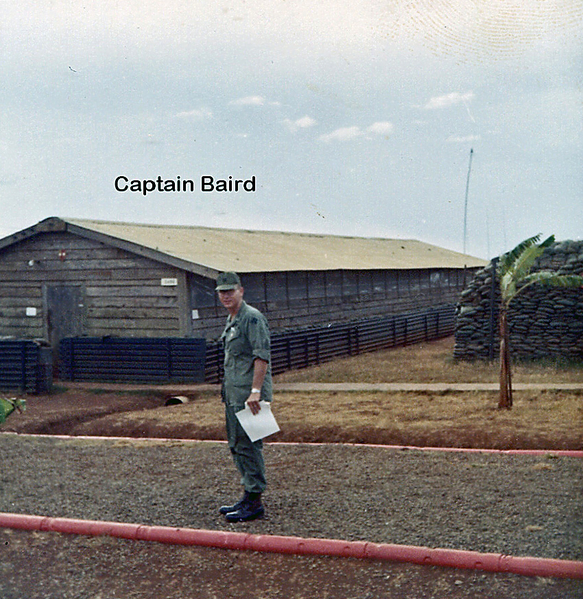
left=228, top=300, right=248, bottom=323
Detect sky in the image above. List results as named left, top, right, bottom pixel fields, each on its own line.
left=1, top=0, right=582, bottom=260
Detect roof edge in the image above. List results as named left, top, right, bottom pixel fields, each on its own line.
left=1, top=217, right=488, bottom=273
left=64, top=220, right=221, bottom=279
left=0, top=217, right=220, bottom=279
left=0, top=216, right=67, bottom=251
left=63, top=217, right=488, bottom=267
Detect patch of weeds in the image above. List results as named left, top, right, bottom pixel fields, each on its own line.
left=544, top=453, right=561, bottom=460
left=531, top=462, right=554, bottom=470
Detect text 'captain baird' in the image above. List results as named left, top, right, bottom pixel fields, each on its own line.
left=114, top=175, right=256, bottom=195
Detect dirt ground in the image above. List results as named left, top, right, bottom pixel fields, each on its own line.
left=3, top=385, right=168, bottom=437
left=3, top=528, right=583, bottom=599
left=1, top=432, right=582, bottom=599
left=4, top=382, right=582, bottom=451
left=2, top=341, right=582, bottom=598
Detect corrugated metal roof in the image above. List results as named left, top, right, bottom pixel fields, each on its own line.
left=64, top=218, right=487, bottom=272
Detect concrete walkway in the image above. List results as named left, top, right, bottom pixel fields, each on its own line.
left=273, top=382, right=583, bottom=392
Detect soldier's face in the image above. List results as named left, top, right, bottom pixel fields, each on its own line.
left=218, top=285, right=244, bottom=313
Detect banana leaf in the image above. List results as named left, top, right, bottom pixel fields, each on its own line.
left=0, top=397, right=27, bottom=425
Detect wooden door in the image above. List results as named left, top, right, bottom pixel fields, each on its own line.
left=43, top=285, right=87, bottom=373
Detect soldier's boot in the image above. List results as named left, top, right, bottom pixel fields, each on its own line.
left=219, top=491, right=249, bottom=515
left=224, top=492, right=264, bottom=522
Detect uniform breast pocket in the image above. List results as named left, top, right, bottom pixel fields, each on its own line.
left=226, top=328, right=247, bottom=355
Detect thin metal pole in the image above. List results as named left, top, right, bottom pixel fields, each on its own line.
left=462, top=148, right=474, bottom=286
left=463, top=148, right=474, bottom=258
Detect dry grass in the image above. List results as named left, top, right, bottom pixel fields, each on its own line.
left=22, top=335, right=583, bottom=450
left=273, top=336, right=583, bottom=384
left=74, top=387, right=583, bottom=450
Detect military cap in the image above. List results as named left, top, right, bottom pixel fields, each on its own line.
left=215, top=271, right=241, bottom=291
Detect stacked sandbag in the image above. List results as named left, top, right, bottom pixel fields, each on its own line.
left=454, top=240, right=583, bottom=362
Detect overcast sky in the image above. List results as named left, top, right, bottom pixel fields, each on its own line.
left=1, top=0, right=582, bottom=259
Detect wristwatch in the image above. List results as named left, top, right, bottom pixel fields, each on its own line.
left=251, top=388, right=261, bottom=394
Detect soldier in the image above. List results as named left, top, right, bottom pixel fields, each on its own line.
left=215, top=272, right=273, bottom=522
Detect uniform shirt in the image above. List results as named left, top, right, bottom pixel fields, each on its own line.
left=220, top=301, right=273, bottom=407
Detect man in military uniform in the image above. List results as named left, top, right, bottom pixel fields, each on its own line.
left=215, top=272, right=273, bottom=522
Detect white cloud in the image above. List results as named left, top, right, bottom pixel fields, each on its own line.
left=295, top=115, right=317, bottom=128
left=447, top=134, right=481, bottom=143
left=424, top=92, right=475, bottom=109
left=283, top=115, right=317, bottom=132
left=319, top=126, right=363, bottom=143
left=319, top=121, right=394, bottom=142
left=175, top=108, right=213, bottom=119
left=367, top=121, right=394, bottom=136
left=230, top=96, right=266, bottom=106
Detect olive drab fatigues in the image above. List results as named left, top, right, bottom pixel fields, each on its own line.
left=221, top=301, right=273, bottom=494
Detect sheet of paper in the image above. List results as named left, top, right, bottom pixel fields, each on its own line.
left=235, top=401, right=280, bottom=442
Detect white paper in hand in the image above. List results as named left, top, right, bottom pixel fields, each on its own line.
left=235, top=401, right=280, bottom=442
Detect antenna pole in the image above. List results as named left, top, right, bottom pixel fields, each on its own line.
left=462, top=148, right=474, bottom=286
left=463, top=148, right=474, bottom=257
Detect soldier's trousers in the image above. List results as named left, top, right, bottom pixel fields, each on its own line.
left=225, top=403, right=267, bottom=494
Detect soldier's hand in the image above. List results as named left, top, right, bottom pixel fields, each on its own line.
left=246, top=393, right=261, bottom=415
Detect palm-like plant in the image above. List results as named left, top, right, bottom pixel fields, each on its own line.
left=497, top=234, right=583, bottom=409
left=0, top=397, right=26, bottom=424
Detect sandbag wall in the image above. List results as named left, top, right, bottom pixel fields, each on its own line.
left=454, top=240, right=583, bottom=362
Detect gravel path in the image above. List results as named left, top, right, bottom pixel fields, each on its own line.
left=4, top=528, right=583, bottom=599
left=2, top=434, right=582, bottom=561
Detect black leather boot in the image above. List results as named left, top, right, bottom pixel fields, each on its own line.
left=224, top=492, right=264, bottom=522
left=219, top=491, right=249, bottom=515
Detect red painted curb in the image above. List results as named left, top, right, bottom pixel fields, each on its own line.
left=4, top=432, right=582, bottom=457
left=1, top=512, right=582, bottom=579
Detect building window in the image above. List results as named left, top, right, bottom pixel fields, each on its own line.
left=326, top=270, right=342, bottom=298
left=419, top=270, right=430, bottom=290
left=308, top=271, right=326, bottom=299
left=191, top=274, right=217, bottom=308
left=266, top=272, right=287, bottom=303
left=430, top=271, right=442, bottom=287
left=342, top=271, right=358, bottom=296
left=358, top=270, right=373, bottom=294
left=241, top=273, right=265, bottom=303
left=288, top=271, right=307, bottom=301
left=386, top=271, right=398, bottom=296
left=372, top=270, right=386, bottom=295
left=410, top=270, right=420, bottom=293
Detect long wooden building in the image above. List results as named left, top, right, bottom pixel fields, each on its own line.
left=0, top=217, right=486, bottom=354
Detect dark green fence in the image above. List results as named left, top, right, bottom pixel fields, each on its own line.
left=0, top=340, right=52, bottom=393
left=205, top=303, right=455, bottom=383
left=57, top=304, right=455, bottom=385
left=59, top=337, right=206, bottom=384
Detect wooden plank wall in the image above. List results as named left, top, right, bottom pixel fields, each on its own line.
left=0, top=230, right=474, bottom=345
left=0, top=232, right=186, bottom=341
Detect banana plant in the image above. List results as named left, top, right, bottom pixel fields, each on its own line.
left=0, top=397, right=26, bottom=424
left=497, top=234, right=583, bottom=409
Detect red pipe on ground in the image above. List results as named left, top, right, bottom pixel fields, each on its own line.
left=1, top=512, right=582, bottom=580
left=5, top=433, right=583, bottom=458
